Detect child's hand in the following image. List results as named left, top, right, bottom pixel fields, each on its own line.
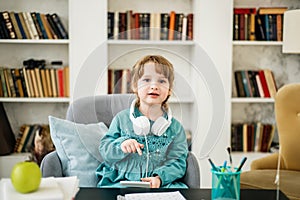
left=141, top=176, right=161, bottom=188
left=121, top=139, right=144, bottom=155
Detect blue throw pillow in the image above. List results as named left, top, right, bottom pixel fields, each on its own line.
left=48, top=116, right=108, bottom=187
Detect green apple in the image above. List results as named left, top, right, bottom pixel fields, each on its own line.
left=10, top=161, right=42, bottom=193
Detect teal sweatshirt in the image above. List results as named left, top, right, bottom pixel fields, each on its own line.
left=95, top=107, right=188, bottom=188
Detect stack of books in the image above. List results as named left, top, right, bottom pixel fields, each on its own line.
left=231, top=122, right=275, bottom=152
left=107, top=11, right=193, bottom=40
left=233, top=7, right=288, bottom=41
left=0, top=11, right=68, bottom=39
left=234, top=69, right=277, bottom=98
left=0, top=65, right=69, bottom=98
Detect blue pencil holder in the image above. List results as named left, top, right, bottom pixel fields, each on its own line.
left=211, top=166, right=241, bottom=200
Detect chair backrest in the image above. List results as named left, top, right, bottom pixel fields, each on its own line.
left=275, top=83, right=300, bottom=170
left=66, top=93, right=200, bottom=188
left=66, top=94, right=135, bottom=126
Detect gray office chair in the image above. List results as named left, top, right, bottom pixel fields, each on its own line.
left=40, top=94, right=200, bottom=188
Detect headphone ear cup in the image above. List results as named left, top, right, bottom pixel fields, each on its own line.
left=132, top=116, right=150, bottom=136
left=151, top=117, right=170, bottom=136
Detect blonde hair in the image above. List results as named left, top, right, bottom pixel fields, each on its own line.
left=131, top=55, right=174, bottom=110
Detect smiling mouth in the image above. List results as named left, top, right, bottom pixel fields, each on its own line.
left=148, top=93, right=159, bottom=96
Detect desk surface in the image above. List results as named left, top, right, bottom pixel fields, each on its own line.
left=75, top=188, right=288, bottom=200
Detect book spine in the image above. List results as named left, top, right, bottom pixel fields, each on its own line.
left=2, top=11, right=17, bottom=39
left=168, top=11, right=176, bottom=40
left=31, top=12, right=44, bottom=39
left=36, top=12, right=48, bottom=39
left=51, top=13, right=68, bottom=39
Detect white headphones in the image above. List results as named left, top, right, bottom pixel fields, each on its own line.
left=129, top=99, right=172, bottom=136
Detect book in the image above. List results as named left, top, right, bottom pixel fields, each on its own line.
left=19, top=68, right=29, bottom=97
left=25, top=68, right=34, bottom=97
left=0, top=12, right=10, bottom=39
left=241, top=70, right=251, bottom=97
left=0, top=67, right=8, bottom=97
left=258, top=70, right=270, bottom=98
left=56, top=68, right=65, bottom=97
left=18, top=12, right=31, bottom=39
left=263, top=69, right=277, bottom=98
left=63, top=66, right=70, bottom=97
left=160, top=13, right=169, bottom=40
left=24, top=12, right=39, bottom=39
left=35, top=12, right=48, bottom=39
left=1, top=11, right=17, bottom=39
left=247, top=70, right=260, bottom=97
left=168, top=11, right=176, bottom=40
left=35, top=68, right=44, bottom=97
left=118, top=12, right=127, bottom=40
left=186, top=13, right=193, bottom=40
left=51, top=13, right=68, bottom=39
left=140, top=13, right=150, bottom=40
left=12, top=68, right=25, bottom=97
left=107, top=12, right=114, bottom=39
left=255, top=73, right=264, bottom=98
left=14, top=12, right=27, bottom=39
left=258, top=7, right=288, bottom=15
left=181, top=15, right=187, bottom=41
left=45, top=68, right=53, bottom=97
left=175, top=13, right=184, bottom=40
left=31, top=12, right=44, bottom=39
left=46, top=14, right=62, bottom=39
left=40, top=13, right=54, bottom=39
left=9, top=12, right=22, bottom=39
left=16, top=125, right=31, bottom=153
left=40, top=69, right=49, bottom=97
left=50, top=68, right=58, bottom=97
left=255, top=14, right=266, bottom=41
left=30, top=68, right=39, bottom=97
left=276, top=14, right=283, bottom=41
left=21, top=125, right=36, bottom=152
left=5, top=68, right=17, bottom=97
left=234, top=70, right=246, bottom=97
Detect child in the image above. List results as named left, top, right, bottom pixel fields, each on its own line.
left=96, top=55, right=188, bottom=188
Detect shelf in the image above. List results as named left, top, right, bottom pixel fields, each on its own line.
left=0, top=97, right=70, bottom=103
left=232, top=41, right=282, bottom=46
left=108, top=40, right=195, bottom=46
left=168, top=96, right=194, bottom=104
left=0, top=39, right=69, bottom=44
left=231, top=98, right=275, bottom=103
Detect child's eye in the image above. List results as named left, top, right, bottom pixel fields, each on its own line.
left=159, top=79, right=167, bottom=84
left=143, top=78, right=151, bottom=82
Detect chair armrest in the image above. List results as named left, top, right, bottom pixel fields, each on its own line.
left=181, top=151, right=200, bottom=188
left=251, top=153, right=279, bottom=170
left=40, top=151, right=63, bottom=177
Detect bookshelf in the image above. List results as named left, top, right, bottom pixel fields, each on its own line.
left=231, top=0, right=300, bottom=170
left=70, top=0, right=232, bottom=187
left=0, top=0, right=69, bottom=140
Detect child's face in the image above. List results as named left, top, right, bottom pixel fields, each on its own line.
left=137, top=62, right=170, bottom=106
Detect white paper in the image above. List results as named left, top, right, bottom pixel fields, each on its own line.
left=2, top=177, right=64, bottom=200
left=55, top=176, right=80, bottom=200
left=123, top=191, right=186, bottom=200
left=0, top=176, right=79, bottom=200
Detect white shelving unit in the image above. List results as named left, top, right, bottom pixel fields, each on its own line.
left=0, top=0, right=70, bottom=175
left=231, top=0, right=300, bottom=172
left=0, top=0, right=70, bottom=134
left=70, top=0, right=232, bottom=187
